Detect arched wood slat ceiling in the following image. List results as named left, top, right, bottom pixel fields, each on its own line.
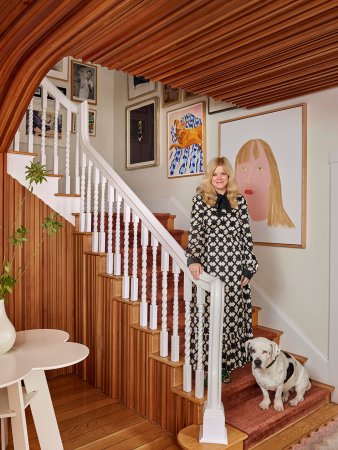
left=1, top=0, right=338, bottom=153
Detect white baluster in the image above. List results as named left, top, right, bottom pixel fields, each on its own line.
left=122, top=202, right=131, bottom=299
left=113, top=194, right=122, bottom=276
left=80, top=152, right=87, bottom=232
left=28, top=99, right=33, bottom=153
left=99, top=176, right=107, bottom=253
left=195, top=287, right=205, bottom=399
left=14, top=130, right=20, bottom=150
left=171, top=261, right=180, bottom=362
left=53, top=99, right=60, bottom=174
left=40, top=87, right=47, bottom=166
left=160, top=248, right=169, bottom=357
left=92, top=167, right=100, bottom=252
left=106, top=184, right=114, bottom=274
left=85, top=159, right=93, bottom=232
left=75, top=112, right=80, bottom=194
left=130, top=212, right=139, bottom=301
left=183, top=275, right=193, bottom=392
left=65, top=109, right=71, bottom=193
left=140, top=223, right=148, bottom=327
left=149, top=235, right=159, bottom=330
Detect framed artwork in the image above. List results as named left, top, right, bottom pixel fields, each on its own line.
left=20, top=98, right=66, bottom=146
left=167, top=102, right=206, bottom=178
left=128, top=75, right=158, bottom=100
left=218, top=104, right=307, bottom=248
left=161, top=84, right=181, bottom=108
left=183, top=90, right=200, bottom=101
left=208, top=97, right=238, bottom=114
left=71, top=60, right=97, bottom=105
left=71, top=110, right=96, bottom=136
left=47, top=57, right=69, bottom=81
left=34, top=86, right=67, bottom=99
left=126, top=97, right=159, bottom=169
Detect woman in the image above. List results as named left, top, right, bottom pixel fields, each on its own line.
left=186, top=156, right=258, bottom=382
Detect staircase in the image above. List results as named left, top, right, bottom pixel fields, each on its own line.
left=5, top=77, right=337, bottom=449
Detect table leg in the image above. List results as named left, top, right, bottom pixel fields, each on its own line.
left=7, top=383, right=29, bottom=450
left=24, top=371, right=63, bottom=450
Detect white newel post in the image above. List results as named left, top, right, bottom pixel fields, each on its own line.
left=75, top=112, right=80, bottom=194
left=40, top=87, right=47, bottom=166
left=149, top=235, right=159, bottom=330
left=171, top=261, right=180, bottom=362
left=28, top=99, right=34, bottom=153
left=53, top=99, right=60, bottom=175
left=106, top=184, right=114, bottom=274
left=183, top=275, right=193, bottom=392
left=195, top=287, right=205, bottom=399
left=14, top=129, right=20, bottom=150
left=92, top=167, right=100, bottom=252
left=113, top=193, right=122, bottom=276
left=130, top=212, right=139, bottom=301
left=85, top=159, right=93, bottom=232
left=80, top=152, right=87, bottom=232
left=122, top=202, right=131, bottom=299
left=99, top=175, right=106, bottom=253
left=200, top=278, right=227, bottom=444
left=140, top=223, right=149, bottom=327
left=160, top=248, right=169, bottom=357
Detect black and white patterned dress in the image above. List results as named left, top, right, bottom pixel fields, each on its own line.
left=186, top=193, right=258, bottom=373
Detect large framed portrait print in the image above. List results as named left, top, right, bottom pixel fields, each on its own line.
left=219, top=104, right=307, bottom=248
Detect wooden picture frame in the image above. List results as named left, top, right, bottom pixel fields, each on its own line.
left=219, top=104, right=307, bottom=248
left=47, top=57, right=69, bottom=81
left=208, top=97, right=238, bottom=114
left=161, top=84, right=181, bottom=108
left=183, top=90, right=200, bottom=101
left=167, top=102, right=206, bottom=178
left=128, top=75, right=158, bottom=100
left=71, top=60, right=97, bottom=105
left=126, top=97, right=159, bottom=169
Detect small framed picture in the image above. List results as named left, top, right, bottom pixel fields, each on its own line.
left=128, top=75, right=158, bottom=100
left=161, top=84, right=181, bottom=108
left=208, top=97, right=238, bottom=115
left=47, top=57, right=69, bottom=81
left=34, top=86, right=67, bottom=99
left=71, top=60, right=97, bottom=105
left=71, top=110, right=96, bottom=136
left=126, top=97, right=159, bottom=169
left=183, top=91, right=200, bottom=101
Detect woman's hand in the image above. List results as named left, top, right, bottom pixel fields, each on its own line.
left=189, top=263, right=202, bottom=280
left=241, top=276, right=249, bottom=288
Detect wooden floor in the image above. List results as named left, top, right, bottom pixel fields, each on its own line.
left=5, top=374, right=180, bottom=449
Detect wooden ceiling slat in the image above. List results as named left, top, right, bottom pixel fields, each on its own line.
left=153, top=4, right=338, bottom=85
left=119, top=0, right=308, bottom=75
left=95, top=0, right=252, bottom=66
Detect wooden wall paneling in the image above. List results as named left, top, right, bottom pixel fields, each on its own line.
left=171, top=386, right=204, bottom=434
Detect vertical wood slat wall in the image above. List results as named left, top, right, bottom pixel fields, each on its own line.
left=1, top=166, right=75, bottom=377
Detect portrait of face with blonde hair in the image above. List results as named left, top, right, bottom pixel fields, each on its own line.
left=235, top=139, right=294, bottom=228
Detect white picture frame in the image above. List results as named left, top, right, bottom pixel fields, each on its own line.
left=47, top=57, right=69, bottom=81
left=128, top=75, right=158, bottom=100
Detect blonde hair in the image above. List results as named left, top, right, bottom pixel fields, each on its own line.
left=198, top=157, right=239, bottom=208
left=235, top=139, right=294, bottom=228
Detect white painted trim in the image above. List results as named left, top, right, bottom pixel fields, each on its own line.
left=328, top=150, right=338, bottom=402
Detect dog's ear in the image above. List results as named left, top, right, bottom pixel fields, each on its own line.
left=271, top=342, right=280, bottom=359
left=245, top=339, right=252, bottom=358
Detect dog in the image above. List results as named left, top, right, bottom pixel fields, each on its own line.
left=169, top=120, right=202, bottom=150
left=245, top=337, right=311, bottom=412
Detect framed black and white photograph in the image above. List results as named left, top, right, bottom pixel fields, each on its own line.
left=71, top=60, right=97, bottom=105
left=208, top=97, right=239, bottom=115
left=128, top=75, right=158, bottom=100
left=161, top=84, right=181, bottom=108
left=47, top=57, right=69, bottom=81
left=126, top=97, right=159, bottom=169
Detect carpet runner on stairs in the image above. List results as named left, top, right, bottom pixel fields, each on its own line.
left=221, top=364, right=331, bottom=449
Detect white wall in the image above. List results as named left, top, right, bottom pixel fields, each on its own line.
left=112, top=68, right=338, bottom=357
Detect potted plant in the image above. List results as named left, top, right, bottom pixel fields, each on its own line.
left=0, top=161, right=63, bottom=354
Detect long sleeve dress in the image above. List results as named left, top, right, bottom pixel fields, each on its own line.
left=186, top=193, right=258, bottom=373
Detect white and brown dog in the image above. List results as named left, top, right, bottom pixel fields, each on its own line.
left=245, top=337, right=311, bottom=412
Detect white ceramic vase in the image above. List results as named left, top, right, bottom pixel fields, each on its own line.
left=0, top=299, right=16, bottom=355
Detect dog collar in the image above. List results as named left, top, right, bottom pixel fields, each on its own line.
left=266, top=357, right=277, bottom=369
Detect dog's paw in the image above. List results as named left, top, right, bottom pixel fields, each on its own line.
left=259, top=399, right=270, bottom=410
left=282, top=391, right=289, bottom=403
left=274, top=400, right=284, bottom=412
left=289, top=396, right=303, bottom=407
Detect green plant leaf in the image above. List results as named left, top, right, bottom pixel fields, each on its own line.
left=9, top=224, right=29, bottom=246
left=25, top=161, right=50, bottom=192
left=0, top=264, right=16, bottom=299
left=42, top=213, right=63, bottom=237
